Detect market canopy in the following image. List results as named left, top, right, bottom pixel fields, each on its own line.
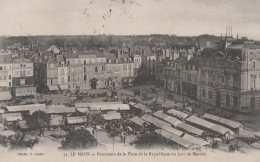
left=46, top=105, right=76, bottom=114
left=48, top=85, right=59, bottom=91
left=66, top=116, right=88, bottom=124
left=0, top=130, right=16, bottom=137
left=2, top=113, right=22, bottom=122
left=91, top=104, right=130, bottom=111
left=153, top=111, right=182, bottom=127
left=177, top=122, right=204, bottom=136
left=75, top=102, right=123, bottom=108
left=102, top=113, right=121, bottom=120
left=185, top=115, right=215, bottom=129
left=202, top=113, right=242, bottom=129
left=6, top=104, right=47, bottom=114
left=0, top=91, right=12, bottom=101
left=141, top=114, right=171, bottom=128
left=130, top=116, right=146, bottom=126
left=167, top=109, right=189, bottom=119
left=160, top=124, right=184, bottom=137
left=134, top=103, right=151, bottom=113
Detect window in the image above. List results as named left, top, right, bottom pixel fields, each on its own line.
left=9, top=75, right=11, bottom=79
left=95, top=66, right=98, bottom=72
left=84, top=60, right=86, bottom=65
left=0, top=67, right=2, bottom=70
left=123, top=65, right=127, bottom=70
left=209, top=91, right=212, bottom=99
left=61, top=69, right=64, bottom=75
left=250, top=97, right=255, bottom=109
left=226, top=94, right=230, bottom=106
left=68, top=76, right=70, bottom=82
left=202, top=89, right=206, bottom=97
left=84, top=67, right=86, bottom=72
left=102, top=66, right=105, bottom=71
left=9, top=82, right=11, bottom=87
left=234, top=96, right=238, bottom=107
left=67, top=61, right=70, bottom=66
left=61, top=77, right=64, bottom=83
left=84, top=74, right=87, bottom=81
left=253, top=62, right=256, bottom=68
left=3, top=75, right=6, bottom=80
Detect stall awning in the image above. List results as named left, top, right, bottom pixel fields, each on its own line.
left=6, top=104, right=47, bottom=114
left=185, top=116, right=215, bottom=129
left=177, top=122, right=204, bottom=136
left=0, top=130, right=16, bottom=137
left=153, top=111, right=182, bottom=127
left=160, top=124, right=184, bottom=137
left=202, top=113, right=242, bottom=129
left=130, top=116, right=146, bottom=126
left=2, top=113, right=23, bottom=122
left=102, top=113, right=121, bottom=120
left=66, top=116, right=88, bottom=124
left=0, top=91, right=12, bottom=101
left=46, top=105, right=76, bottom=114
left=59, top=85, right=69, bottom=90
left=76, top=108, right=89, bottom=113
left=48, top=85, right=59, bottom=91
left=167, top=109, right=189, bottom=119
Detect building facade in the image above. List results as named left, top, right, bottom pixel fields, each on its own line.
left=12, top=57, right=36, bottom=97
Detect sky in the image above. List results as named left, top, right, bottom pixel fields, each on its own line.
left=0, top=0, right=260, bottom=40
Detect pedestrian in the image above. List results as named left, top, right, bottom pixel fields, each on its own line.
left=92, top=128, right=95, bottom=135
left=123, top=135, right=126, bottom=144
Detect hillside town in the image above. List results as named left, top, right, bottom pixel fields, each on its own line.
left=0, top=31, right=260, bottom=152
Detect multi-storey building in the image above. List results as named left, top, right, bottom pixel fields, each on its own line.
left=0, top=55, right=12, bottom=88
left=12, top=56, right=36, bottom=97
left=64, top=52, right=107, bottom=91
left=197, top=38, right=260, bottom=113
left=132, top=55, right=142, bottom=77
left=105, top=52, right=134, bottom=88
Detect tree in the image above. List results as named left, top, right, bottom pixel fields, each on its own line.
left=60, top=129, right=98, bottom=150
left=24, top=110, right=50, bottom=130
left=9, top=138, right=38, bottom=150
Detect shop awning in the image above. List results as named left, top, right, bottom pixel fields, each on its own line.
left=0, top=91, right=12, bottom=101
left=102, top=113, right=121, bottom=120
left=48, top=85, right=59, bottom=91
left=59, top=85, right=69, bottom=90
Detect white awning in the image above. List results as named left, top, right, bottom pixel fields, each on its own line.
left=48, top=85, right=59, bottom=91
left=59, top=85, right=69, bottom=90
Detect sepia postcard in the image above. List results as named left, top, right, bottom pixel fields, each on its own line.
left=0, top=0, right=260, bottom=162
